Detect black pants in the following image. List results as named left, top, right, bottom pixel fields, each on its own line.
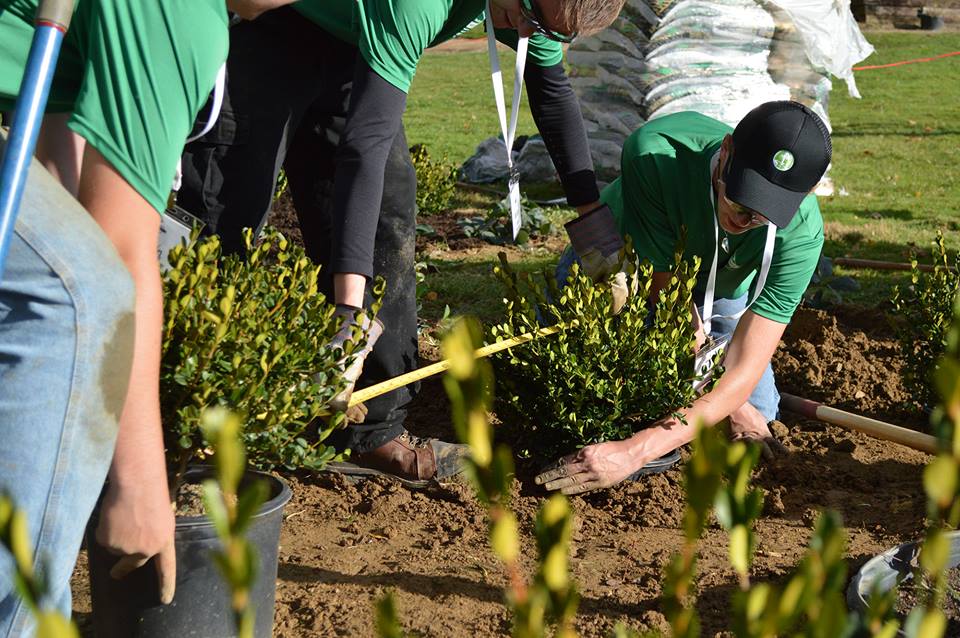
left=179, top=8, right=416, bottom=453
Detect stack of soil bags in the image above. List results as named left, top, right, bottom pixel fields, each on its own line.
left=458, top=0, right=872, bottom=190
left=566, top=0, right=873, bottom=184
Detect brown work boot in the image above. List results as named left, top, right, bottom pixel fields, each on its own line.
left=326, top=430, right=468, bottom=489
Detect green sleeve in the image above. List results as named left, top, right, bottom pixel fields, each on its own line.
left=749, top=195, right=824, bottom=324
left=356, top=0, right=446, bottom=93
left=67, top=0, right=228, bottom=214
left=494, top=29, right=564, bottom=67
left=617, top=138, right=676, bottom=272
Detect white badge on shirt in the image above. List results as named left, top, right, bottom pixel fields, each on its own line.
left=485, top=2, right=527, bottom=239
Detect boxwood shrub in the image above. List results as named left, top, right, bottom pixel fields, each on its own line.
left=161, top=228, right=379, bottom=485
left=490, top=243, right=701, bottom=460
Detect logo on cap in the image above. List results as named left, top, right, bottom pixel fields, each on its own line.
left=772, top=150, right=795, bottom=172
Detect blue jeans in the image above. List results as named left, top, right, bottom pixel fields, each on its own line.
left=0, top=143, right=135, bottom=635
left=555, top=246, right=780, bottom=421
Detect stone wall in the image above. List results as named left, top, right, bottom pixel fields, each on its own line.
left=854, top=0, right=960, bottom=28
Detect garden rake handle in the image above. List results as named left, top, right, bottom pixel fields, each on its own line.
left=779, top=393, right=939, bottom=455
left=337, top=323, right=568, bottom=410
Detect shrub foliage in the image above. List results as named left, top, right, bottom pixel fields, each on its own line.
left=890, top=230, right=960, bottom=410
left=161, top=228, right=376, bottom=484
left=410, top=144, right=458, bottom=215
left=490, top=244, right=700, bottom=460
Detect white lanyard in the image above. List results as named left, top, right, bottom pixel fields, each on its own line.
left=702, top=184, right=777, bottom=335
left=485, top=2, right=527, bottom=239
left=172, top=63, right=227, bottom=194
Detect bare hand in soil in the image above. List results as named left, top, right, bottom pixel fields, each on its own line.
left=95, top=479, right=177, bottom=604
left=729, top=403, right=788, bottom=461
left=535, top=439, right=643, bottom=494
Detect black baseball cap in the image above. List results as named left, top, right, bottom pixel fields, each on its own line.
left=725, top=101, right=832, bottom=229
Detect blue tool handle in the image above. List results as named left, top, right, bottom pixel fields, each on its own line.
left=37, top=0, right=74, bottom=29
left=0, top=0, right=73, bottom=280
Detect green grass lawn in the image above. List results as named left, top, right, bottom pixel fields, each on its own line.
left=405, top=31, right=960, bottom=319
left=405, top=49, right=536, bottom=166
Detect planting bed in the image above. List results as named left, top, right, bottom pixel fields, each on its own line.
left=66, top=198, right=933, bottom=634
left=71, top=299, right=933, bottom=636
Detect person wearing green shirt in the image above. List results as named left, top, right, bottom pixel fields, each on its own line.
left=179, top=0, right=625, bottom=487
left=538, top=101, right=831, bottom=494
left=0, top=1, right=236, bottom=630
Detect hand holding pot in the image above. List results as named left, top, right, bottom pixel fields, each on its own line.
left=323, top=305, right=384, bottom=423
left=564, top=204, right=634, bottom=314
left=535, top=437, right=646, bottom=495
left=95, top=472, right=177, bottom=604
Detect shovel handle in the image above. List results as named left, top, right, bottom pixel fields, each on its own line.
left=779, top=393, right=939, bottom=455
left=37, top=0, right=74, bottom=29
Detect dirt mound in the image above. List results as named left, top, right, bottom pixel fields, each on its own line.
left=775, top=306, right=926, bottom=429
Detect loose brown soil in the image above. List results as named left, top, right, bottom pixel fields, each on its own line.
left=70, top=200, right=934, bottom=635
left=896, top=566, right=960, bottom=633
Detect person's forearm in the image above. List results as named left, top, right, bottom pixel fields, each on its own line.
left=110, top=259, right=166, bottom=489
left=330, top=59, right=407, bottom=305
left=624, top=370, right=754, bottom=462
left=524, top=63, right=600, bottom=209
left=631, top=313, right=783, bottom=460
left=77, top=145, right=168, bottom=490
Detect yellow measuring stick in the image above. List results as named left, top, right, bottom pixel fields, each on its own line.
left=344, top=323, right=568, bottom=408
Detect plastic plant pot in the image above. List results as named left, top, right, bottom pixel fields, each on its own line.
left=86, top=466, right=292, bottom=638
left=846, top=530, right=960, bottom=632
left=626, top=449, right=682, bottom=480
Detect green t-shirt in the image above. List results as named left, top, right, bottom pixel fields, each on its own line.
left=602, top=111, right=824, bottom=325
left=0, top=0, right=229, bottom=214
left=293, top=0, right=564, bottom=93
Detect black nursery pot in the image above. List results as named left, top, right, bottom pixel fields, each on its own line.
left=86, top=467, right=292, bottom=638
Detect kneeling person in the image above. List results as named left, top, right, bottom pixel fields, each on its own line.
left=542, top=101, right=830, bottom=494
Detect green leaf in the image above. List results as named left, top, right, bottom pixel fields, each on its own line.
left=540, top=494, right=569, bottom=528
left=490, top=512, right=519, bottom=564
left=9, top=509, right=32, bottom=573
left=541, top=545, right=569, bottom=591
left=34, top=611, right=80, bottom=638
left=201, top=480, right=230, bottom=539
left=914, top=608, right=947, bottom=638
left=375, top=592, right=405, bottom=638
left=923, top=455, right=958, bottom=507
left=234, top=480, right=270, bottom=535
left=920, top=528, right=950, bottom=576
left=714, top=491, right=734, bottom=531
left=729, top=524, right=751, bottom=576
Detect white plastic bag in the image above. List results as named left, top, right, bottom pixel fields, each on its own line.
left=769, top=0, right=875, bottom=97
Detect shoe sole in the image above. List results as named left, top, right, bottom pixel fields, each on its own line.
left=624, top=448, right=682, bottom=481
left=322, top=461, right=435, bottom=490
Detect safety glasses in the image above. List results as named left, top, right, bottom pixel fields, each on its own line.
left=519, top=0, right=577, bottom=43
left=723, top=193, right=770, bottom=227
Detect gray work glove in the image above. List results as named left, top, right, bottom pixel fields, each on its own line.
left=323, top=305, right=384, bottom=423
left=564, top=204, right=633, bottom=313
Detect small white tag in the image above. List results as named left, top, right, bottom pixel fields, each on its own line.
left=508, top=168, right=522, bottom=239
left=693, top=335, right=729, bottom=393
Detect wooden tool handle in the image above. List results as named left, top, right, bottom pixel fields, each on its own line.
left=780, top=393, right=938, bottom=455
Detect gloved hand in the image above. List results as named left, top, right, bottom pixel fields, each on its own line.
left=324, top=305, right=384, bottom=423
left=564, top=204, right=633, bottom=313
